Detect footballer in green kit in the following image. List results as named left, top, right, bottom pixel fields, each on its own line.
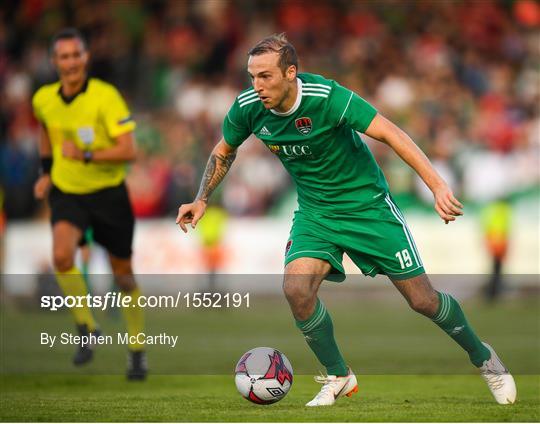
left=228, top=72, right=422, bottom=282
left=177, top=34, right=516, bottom=406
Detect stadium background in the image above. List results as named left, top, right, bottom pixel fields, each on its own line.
left=0, top=1, right=539, bottom=421
left=2, top=0, right=539, bottom=280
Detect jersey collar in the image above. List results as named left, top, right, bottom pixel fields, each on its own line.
left=58, top=78, right=89, bottom=104
left=270, top=78, right=302, bottom=117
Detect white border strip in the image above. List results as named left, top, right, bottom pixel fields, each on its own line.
left=386, top=195, right=423, bottom=266
left=286, top=249, right=341, bottom=266
left=338, top=91, right=354, bottom=125
left=238, top=92, right=258, bottom=104
left=302, top=93, right=328, bottom=98
left=384, top=195, right=422, bottom=267
left=302, top=86, right=330, bottom=93
left=303, top=83, right=331, bottom=90
left=238, top=89, right=255, bottom=100
left=239, top=97, right=261, bottom=108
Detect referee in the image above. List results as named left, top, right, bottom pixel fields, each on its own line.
left=33, top=28, right=146, bottom=380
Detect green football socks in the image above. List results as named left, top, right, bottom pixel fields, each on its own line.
left=295, top=298, right=348, bottom=376
left=432, top=292, right=491, bottom=367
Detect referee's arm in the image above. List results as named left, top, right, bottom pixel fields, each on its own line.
left=89, top=131, right=136, bottom=162
left=34, top=124, right=53, bottom=199
left=62, top=131, right=136, bottom=163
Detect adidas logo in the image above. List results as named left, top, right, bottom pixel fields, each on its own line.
left=449, top=325, right=465, bottom=335
left=259, top=126, right=271, bottom=136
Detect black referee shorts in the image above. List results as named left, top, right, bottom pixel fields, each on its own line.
left=49, top=182, right=134, bottom=259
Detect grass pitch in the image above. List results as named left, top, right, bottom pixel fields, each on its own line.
left=1, top=374, right=539, bottom=422
left=1, top=290, right=539, bottom=421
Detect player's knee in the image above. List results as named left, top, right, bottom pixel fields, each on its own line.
left=283, top=278, right=312, bottom=302
left=283, top=280, right=315, bottom=319
left=409, top=295, right=438, bottom=317
left=53, top=248, right=75, bottom=272
left=283, top=282, right=300, bottom=304
left=286, top=296, right=312, bottom=320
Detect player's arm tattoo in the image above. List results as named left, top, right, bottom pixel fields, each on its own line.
left=195, top=150, right=237, bottom=202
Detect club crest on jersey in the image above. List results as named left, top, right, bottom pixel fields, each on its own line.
left=295, top=117, right=312, bottom=135
left=285, top=240, right=293, bottom=255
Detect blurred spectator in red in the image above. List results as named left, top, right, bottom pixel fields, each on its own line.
left=1, top=0, right=538, bottom=220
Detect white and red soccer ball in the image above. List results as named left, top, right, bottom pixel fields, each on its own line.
left=234, top=347, right=293, bottom=404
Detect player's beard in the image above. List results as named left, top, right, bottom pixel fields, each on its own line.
left=273, top=84, right=291, bottom=111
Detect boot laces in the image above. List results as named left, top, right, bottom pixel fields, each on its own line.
left=481, top=357, right=507, bottom=391
left=483, top=373, right=505, bottom=391
left=313, top=373, right=338, bottom=398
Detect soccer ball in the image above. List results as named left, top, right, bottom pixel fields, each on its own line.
left=234, top=347, right=293, bottom=405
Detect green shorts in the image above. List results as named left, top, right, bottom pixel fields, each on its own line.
left=284, top=194, right=425, bottom=282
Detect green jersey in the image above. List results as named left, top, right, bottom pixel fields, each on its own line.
left=222, top=73, right=389, bottom=214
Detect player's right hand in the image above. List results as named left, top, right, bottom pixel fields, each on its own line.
left=176, top=199, right=207, bottom=233
left=34, top=174, right=51, bottom=200
left=432, top=183, right=463, bottom=224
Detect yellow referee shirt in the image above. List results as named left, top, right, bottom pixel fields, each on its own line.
left=32, top=78, right=136, bottom=194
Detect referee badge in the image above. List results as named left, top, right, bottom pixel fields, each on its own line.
left=77, top=127, right=95, bottom=146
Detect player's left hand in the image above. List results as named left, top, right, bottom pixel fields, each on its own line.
left=432, top=184, right=463, bottom=224
left=62, top=140, right=84, bottom=160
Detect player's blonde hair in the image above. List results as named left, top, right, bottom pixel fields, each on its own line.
left=248, top=33, right=298, bottom=75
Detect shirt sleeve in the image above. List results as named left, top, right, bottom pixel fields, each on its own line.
left=222, top=99, right=251, bottom=147
left=328, top=81, right=377, bottom=133
left=101, top=86, right=136, bottom=138
left=31, top=89, right=45, bottom=123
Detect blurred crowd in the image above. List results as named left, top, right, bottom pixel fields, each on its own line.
left=1, top=0, right=539, bottom=220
